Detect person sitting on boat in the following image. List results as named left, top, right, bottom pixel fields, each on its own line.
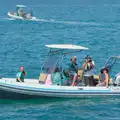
left=16, top=66, right=26, bottom=82
left=26, top=10, right=33, bottom=19
left=26, top=13, right=32, bottom=19
left=82, top=55, right=95, bottom=86
left=97, top=67, right=109, bottom=88
left=69, top=56, right=78, bottom=86
left=51, top=67, right=62, bottom=85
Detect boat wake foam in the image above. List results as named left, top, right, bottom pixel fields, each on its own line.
left=0, top=17, right=101, bottom=26
left=30, top=18, right=102, bottom=26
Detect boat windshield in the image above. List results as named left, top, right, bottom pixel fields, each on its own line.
left=104, top=56, right=120, bottom=78
left=41, top=54, right=62, bottom=74
left=41, top=47, right=88, bottom=74
left=105, top=57, right=117, bottom=71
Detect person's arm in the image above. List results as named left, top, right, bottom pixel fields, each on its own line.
left=90, top=61, right=95, bottom=68
left=82, top=62, right=87, bottom=70
left=17, top=77, right=22, bottom=82
left=105, top=73, right=109, bottom=88
left=90, top=63, right=94, bottom=68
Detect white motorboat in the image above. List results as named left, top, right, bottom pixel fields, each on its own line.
left=0, top=44, right=120, bottom=99
left=7, top=5, right=37, bottom=20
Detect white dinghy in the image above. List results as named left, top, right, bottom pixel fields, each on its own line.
left=8, top=5, right=37, bottom=20
left=0, top=45, right=120, bottom=99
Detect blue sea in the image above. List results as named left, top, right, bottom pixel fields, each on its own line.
left=0, top=0, right=120, bottom=119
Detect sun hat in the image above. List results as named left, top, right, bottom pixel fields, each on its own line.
left=100, top=67, right=109, bottom=73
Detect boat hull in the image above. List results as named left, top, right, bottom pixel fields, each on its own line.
left=0, top=88, right=41, bottom=99
left=0, top=78, right=120, bottom=99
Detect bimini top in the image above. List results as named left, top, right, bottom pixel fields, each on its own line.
left=16, top=5, right=27, bottom=8
left=46, top=44, right=88, bottom=50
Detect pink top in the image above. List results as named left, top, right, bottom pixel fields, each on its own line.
left=45, top=74, right=52, bottom=85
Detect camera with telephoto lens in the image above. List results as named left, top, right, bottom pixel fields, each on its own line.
left=88, top=59, right=92, bottom=63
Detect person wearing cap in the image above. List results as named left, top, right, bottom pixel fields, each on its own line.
left=17, top=8, right=22, bottom=16
left=97, top=67, right=109, bottom=87
left=16, top=66, right=26, bottom=82
left=69, top=56, right=78, bottom=86
left=82, top=55, right=95, bottom=86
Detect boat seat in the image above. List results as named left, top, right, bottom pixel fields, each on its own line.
left=78, top=69, right=83, bottom=81
left=94, top=75, right=100, bottom=80
left=39, top=73, right=48, bottom=83
left=109, top=78, right=113, bottom=85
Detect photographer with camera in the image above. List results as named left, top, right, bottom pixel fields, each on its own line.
left=82, top=55, right=95, bottom=86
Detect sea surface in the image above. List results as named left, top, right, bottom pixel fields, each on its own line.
left=0, top=0, right=120, bottom=119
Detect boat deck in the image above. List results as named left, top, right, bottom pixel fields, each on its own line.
left=0, top=78, right=111, bottom=90
left=0, top=78, right=42, bottom=87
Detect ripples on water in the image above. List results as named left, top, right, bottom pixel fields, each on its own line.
left=0, top=97, right=120, bottom=120
left=0, top=0, right=120, bottom=119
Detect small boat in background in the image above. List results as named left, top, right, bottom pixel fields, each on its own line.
left=8, top=5, right=37, bottom=20
left=0, top=44, right=120, bottom=99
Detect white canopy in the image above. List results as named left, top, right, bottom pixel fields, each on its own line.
left=16, top=5, right=26, bottom=8
left=45, top=44, right=88, bottom=50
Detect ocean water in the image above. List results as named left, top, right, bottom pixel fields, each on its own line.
left=0, top=0, right=120, bottom=119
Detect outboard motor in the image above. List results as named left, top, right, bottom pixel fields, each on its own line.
left=114, top=73, right=120, bottom=86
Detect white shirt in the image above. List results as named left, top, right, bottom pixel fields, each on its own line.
left=83, top=61, right=95, bottom=77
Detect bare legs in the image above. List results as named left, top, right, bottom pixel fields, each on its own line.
left=72, top=73, right=77, bottom=86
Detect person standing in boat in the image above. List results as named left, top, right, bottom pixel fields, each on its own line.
left=16, top=66, right=26, bottom=82
left=16, top=7, right=19, bottom=16
left=17, top=8, right=26, bottom=17
left=69, top=56, right=78, bottom=86
left=97, top=68, right=109, bottom=88
left=82, top=55, right=95, bottom=86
